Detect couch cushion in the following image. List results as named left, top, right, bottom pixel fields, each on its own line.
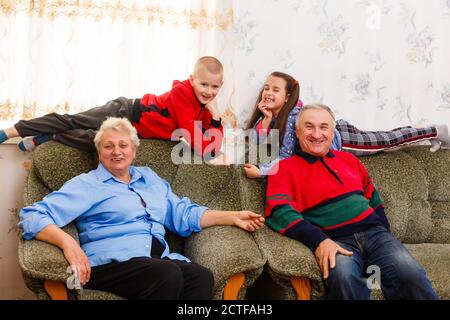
left=171, top=164, right=242, bottom=211
left=359, top=151, right=431, bottom=243
left=133, top=139, right=179, bottom=184
left=428, top=201, right=450, bottom=243
left=402, top=147, right=450, bottom=244
left=32, top=141, right=97, bottom=191
left=402, top=147, right=450, bottom=201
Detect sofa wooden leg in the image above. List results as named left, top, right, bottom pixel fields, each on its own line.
left=223, top=273, right=245, bottom=300
left=290, top=276, right=312, bottom=300
left=44, top=280, right=68, bottom=300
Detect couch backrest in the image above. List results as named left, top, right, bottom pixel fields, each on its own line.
left=359, top=150, right=431, bottom=243
left=402, top=147, right=450, bottom=244
left=361, top=146, right=450, bottom=244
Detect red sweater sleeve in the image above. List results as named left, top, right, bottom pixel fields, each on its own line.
left=168, top=86, right=223, bottom=158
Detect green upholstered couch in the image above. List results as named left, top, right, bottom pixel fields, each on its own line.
left=18, top=140, right=265, bottom=300
left=243, top=146, right=450, bottom=300
left=18, top=140, right=450, bottom=300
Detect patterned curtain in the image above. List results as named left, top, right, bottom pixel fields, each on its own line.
left=0, top=0, right=234, bottom=123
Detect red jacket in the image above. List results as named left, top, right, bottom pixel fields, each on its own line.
left=134, top=79, right=223, bottom=157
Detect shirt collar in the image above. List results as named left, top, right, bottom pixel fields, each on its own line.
left=95, top=163, right=144, bottom=184
left=294, top=146, right=335, bottom=164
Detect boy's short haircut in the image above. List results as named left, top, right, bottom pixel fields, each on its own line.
left=194, top=56, right=223, bottom=76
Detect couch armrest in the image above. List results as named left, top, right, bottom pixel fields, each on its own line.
left=18, top=223, right=81, bottom=299
left=18, top=238, right=69, bottom=283
left=253, top=227, right=325, bottom=299
left=184, top=226, right=266, bottom=300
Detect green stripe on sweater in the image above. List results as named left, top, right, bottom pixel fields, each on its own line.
left=266, top=205, right=303, bottom=232
left=304, top=194, right=372, bottom=228
left=369, top=189, right=383, bottom=208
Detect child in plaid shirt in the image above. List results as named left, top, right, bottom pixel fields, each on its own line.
left=244, top=71, right=449, bottom=178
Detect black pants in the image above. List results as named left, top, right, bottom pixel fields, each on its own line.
left=84, top=240, right=214, bottom=300
left=14, top=97, right=135, bottom=151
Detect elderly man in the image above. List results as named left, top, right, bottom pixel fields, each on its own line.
left=19, top=117, right=264, bottom=300
left=264, top=104, right=438, bottom=300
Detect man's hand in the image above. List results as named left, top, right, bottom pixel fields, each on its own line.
left=243, top=164, right=262, bottom=178
left=234, top=211, right=265, bottom=232
left=314, top=238, right=353, bottom=279
left=62, top=239, right=91, bottom=286
left=205, top=100, right=221, bottom=121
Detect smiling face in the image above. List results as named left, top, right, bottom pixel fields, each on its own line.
left=296, top=108, right=335, bottom=157
left=262, top=75, right=290, bottom=116
left=189, top=68, right=223, bottom=105
left=98, top=129, right=136, bottom=179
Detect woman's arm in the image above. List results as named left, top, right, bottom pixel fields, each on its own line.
left=200, top=210, right=265, bottom=232
left=36, top=224, right=91, bottom=285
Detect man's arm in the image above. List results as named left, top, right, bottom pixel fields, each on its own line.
left=265, top=164, right=329, bottom=251
left=356, top=158, right=390, bottom=230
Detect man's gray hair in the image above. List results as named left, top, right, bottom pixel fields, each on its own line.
left=295, top=103, right=336, bottom=129
left=94, top=117, right=140, bottom=151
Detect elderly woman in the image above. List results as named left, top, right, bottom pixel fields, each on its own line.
left=18, top=117, right=264, bottom=300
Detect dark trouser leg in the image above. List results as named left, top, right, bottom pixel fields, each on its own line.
left=14, top=97, right=134, bottom=150
left=85, top=257, right=214, bottom=300
left=53, top=129, right=98, bottom=151
left=169, top=259, right=214, bottom=300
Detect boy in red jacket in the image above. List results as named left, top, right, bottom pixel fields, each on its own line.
left=0, top=56, right=224, bottom=160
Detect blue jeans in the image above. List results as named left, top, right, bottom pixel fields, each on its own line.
left=326, top=226, right=438, bottom=300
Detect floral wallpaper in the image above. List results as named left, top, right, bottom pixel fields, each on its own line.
left=230, top=0, right=450, bottom=130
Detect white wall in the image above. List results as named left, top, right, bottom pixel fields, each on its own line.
left=231, top=0, right=450, bottom=129
left=0, top=143, right=35, bottom=299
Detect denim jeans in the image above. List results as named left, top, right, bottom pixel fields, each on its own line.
left=326, top=226, right=438, bottom=300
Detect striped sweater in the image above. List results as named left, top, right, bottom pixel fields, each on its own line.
left=265, top=148, right=390, bottom=252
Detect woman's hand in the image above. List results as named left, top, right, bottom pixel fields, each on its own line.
left=234, top=211, right=265, bottom=232
left=62, top=238, right=91, bottom=286
left=244, top=164, right=262, bottom=178
left=35, top=224, right=91, bottom=286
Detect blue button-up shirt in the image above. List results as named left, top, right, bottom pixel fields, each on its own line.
left=19, top=163, right=208, bottom=267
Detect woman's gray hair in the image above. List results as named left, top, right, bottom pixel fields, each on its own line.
left=295, top=103, right=336, bottom=129
left=94, top=117, right=140, bottom=151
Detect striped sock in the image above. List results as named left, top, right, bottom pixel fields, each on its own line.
left=18, top=134, right=53, bottom=151
left=0, top=130, right=8, bottom=144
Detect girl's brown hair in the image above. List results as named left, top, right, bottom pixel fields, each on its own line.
left=246, top=71, right=300, bottom=144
